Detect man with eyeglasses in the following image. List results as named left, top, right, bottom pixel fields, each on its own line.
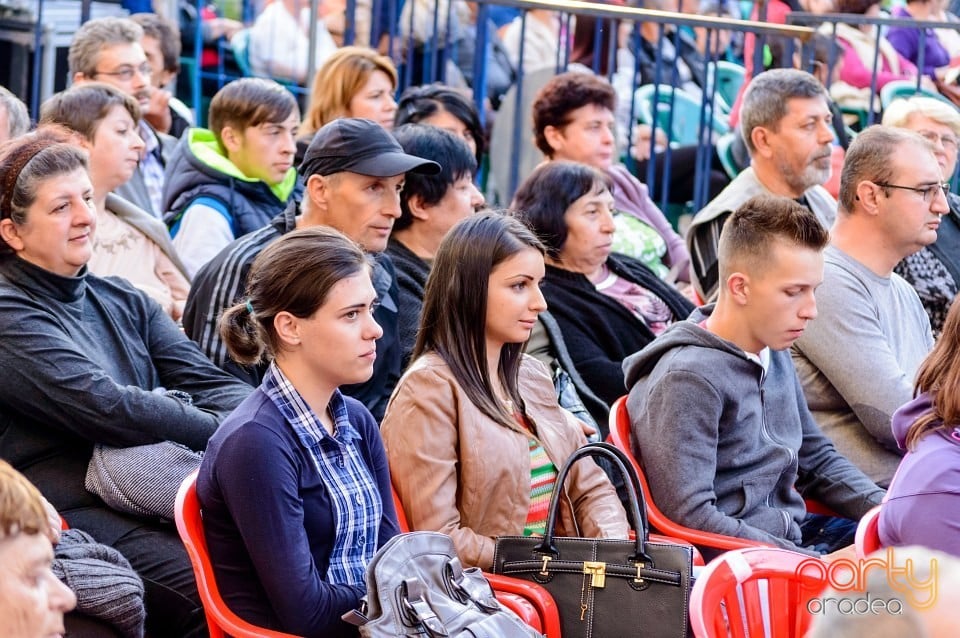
left=791, top=126, right=942, bottom=488
left=69, top=17, right=175, bottom=219
left=883, top=96, right=960, bottom=337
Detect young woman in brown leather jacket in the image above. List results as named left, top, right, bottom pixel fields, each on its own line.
left=381, top=212, right=629, bottom=570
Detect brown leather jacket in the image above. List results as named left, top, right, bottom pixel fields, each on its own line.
left=381, top=353, right=629, bottom=569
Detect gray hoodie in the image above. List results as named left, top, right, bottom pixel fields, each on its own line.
left=622, top=306, right=883, bottom=554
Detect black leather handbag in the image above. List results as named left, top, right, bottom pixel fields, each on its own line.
left=492, top=442, right=693, bottom=638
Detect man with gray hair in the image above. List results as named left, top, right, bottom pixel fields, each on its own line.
left=687, top=68, right=837, bottom=301
left=0, top=85, right=29, bottom=143
left=792, top=126, right=941, bottom=487
left=69, top=16, right=175, bottom=218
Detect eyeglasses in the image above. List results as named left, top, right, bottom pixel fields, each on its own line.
left=91, top=63, right=152, bottom=82
left=874, top=182, right=951, bottom=203
left=916, top=130, right=959, bottom=151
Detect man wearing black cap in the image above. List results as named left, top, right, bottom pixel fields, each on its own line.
left=183, top=118, right=440, bottom=421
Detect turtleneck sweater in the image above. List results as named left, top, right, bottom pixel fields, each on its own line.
left=0, top=256, right=251, bottom=519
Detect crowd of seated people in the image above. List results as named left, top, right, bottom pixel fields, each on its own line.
left=6, top=1, right=960, bottom=634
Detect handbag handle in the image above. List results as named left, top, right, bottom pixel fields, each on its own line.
left=534, top=442, right=652, bottom=563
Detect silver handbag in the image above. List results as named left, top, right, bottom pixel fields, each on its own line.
left=345, top=531, right=542, bottom=637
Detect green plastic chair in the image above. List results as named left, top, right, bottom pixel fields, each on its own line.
left=635, top=84, right=730, bottom=147
left=879, top=80, right=954, bottom=109
left=715, top=132, right=741, bottom=179
left=706, top=61, right=746, bottom=115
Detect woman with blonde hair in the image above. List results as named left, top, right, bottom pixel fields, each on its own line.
left=0, top=460, right=77, bottom=638
left=298, top=45, right=398, bottom=161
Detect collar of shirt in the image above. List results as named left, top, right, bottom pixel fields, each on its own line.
left=261, top=360, right=361, bottom=451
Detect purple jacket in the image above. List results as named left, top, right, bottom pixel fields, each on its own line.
left=879, top=392, right=960, bottom=556
left=886, top=6, right=951, bottom=78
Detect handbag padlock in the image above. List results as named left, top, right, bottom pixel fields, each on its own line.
left=582, top=561, right=606, bottom=588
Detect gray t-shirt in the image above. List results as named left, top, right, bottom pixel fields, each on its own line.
left=791, top=245, right=934, bottom=486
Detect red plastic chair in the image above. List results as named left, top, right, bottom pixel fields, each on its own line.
left=608, top=397, right=770, bottom=553
left=392, top=484, right=562, bottom=638
left=854, top=504, right=883, bottom=559
left=174, top=472, right=300, bottom=638
left=689, top=547, right=827, bottom=637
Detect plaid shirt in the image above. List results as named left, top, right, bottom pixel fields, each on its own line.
left=139, top=121, right=166, bottom=217
left=262, top=362, right=382, bottom=586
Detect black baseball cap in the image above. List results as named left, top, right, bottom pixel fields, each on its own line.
left=300, top=118, right=440, bottom=178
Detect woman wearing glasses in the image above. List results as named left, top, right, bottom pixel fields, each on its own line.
left=884, top=96, right=960, bottom=336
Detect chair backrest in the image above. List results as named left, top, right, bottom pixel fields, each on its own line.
left=690, top=547, right=827, bottom=638
left=229, top=28, right=253, bottom=77
left=635, top=84, right=730, bottom=146
left=174, top=472, right=301, bottom=638
left=854, top=504, right=883, bottom=559
left=879, top=79, right=954, bottom=109
left=608, top=396, right=769, bottom=553
left=707, top=61, right=746, bottom=113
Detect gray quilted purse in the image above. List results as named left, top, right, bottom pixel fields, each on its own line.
left=345, top=531, right=542, bottom=637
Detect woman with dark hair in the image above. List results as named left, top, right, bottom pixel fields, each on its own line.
left=0, top=128, right=251, bottom=637
left=395, top=83, right=486, bottom=166
left=381, top=212, right=628, bottom=570
left=880, top=295, right=960, bottom=556
left=198, top=227, right=399, bottom=637
left=512, top=161, right=693, bottom=415
left=387, top=124, right=485, bottom=362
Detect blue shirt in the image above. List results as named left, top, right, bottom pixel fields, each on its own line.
left=197, top=364, right=399, bottom=637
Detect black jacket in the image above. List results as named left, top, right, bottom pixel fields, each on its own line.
left=542, top=253, right=694, bottom=409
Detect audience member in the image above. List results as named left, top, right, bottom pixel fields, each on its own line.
left=388, top=124, right=485, bottom=363
left=395, top=83, right=485, bottom=166
left=828, top=0, right=921, bottom=98
left=0, top=85, right=30, bottom=143
left=184, top=118, right=438, bottom=422
left=884, top=96, right=960, bottom=336
left=625, top=195, right=883, bottom=554
left=199, top=227, right=399, bottom=636
left=162, top=78, right=302, bottom=277
left=687, top=68, right=837, bottom=302
left=512, top=161, right=693, bottom=427
left=792, top=126, right=940, bottom=486
left=39, top=85, right=190, bottom=320
left=531, top=71, right=691, bottom=282
left=131, top=12, right=194, bottom=138
left=0, top=460, right=77, bottom=638
left=0, top=129, right=251, bottom=636
left=501, top=9, right=565, bottom=74
left=248, top=0, right=338, bottom=84
left=69, top=17, right=175, bottom=218
left=880, top=296, right=960, bottom=555
left=382, top=212, right=629, bottom=569
left=298, top=46, right=398, bottom=162
left=887, top=0, right=954, bottom=80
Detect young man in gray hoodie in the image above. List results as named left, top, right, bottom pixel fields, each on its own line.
left=623, top=194, right=883, bottom=556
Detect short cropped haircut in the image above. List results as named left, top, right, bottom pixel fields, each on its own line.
left=69, top=17, right=144, bottom=78
left=395, top=83, right=485, bottom=164
left=838, top=125, right=931, bottom=213
left=510, top=161, right=613, bottom=259
left=131, top=13, right=181, bottom=74
left=740, top=69, right=828, bottom=155
left=882, top=96, right=960, bottom=137
left=392, top=124, right=478, bottom=232
left=532, top=72, right=616, bottom=157
left=0, top=86, right=30, bottom=139
left=717, top=194, right=829, bottom=282
left=40, top=83, right=141, bottom=142
left=207, top=78, right=299, bottom=148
